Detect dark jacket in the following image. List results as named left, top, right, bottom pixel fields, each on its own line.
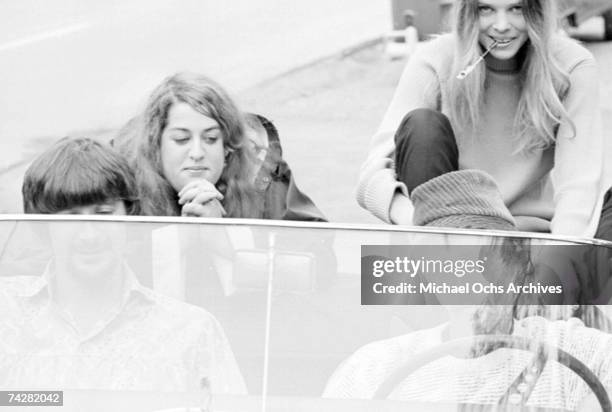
left=252, top=115, right=327, bottom=222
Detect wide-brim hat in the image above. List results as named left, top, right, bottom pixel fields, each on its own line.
left=411, top=170, right=516, bottom=231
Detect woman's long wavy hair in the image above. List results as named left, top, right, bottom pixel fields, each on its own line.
left=115, top=72, right=261, bottom=218
left=448, top=0, right=574, bottom=153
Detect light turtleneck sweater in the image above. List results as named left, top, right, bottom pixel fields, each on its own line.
left=356, top=33, right=604, bottom=238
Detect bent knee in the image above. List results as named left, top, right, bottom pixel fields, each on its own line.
left=395, top=109, right=454, bottom=148
left=403, top=108, right=449, bottom=126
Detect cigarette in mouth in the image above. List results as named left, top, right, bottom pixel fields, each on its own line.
left=456, top=40, right=499, bottom=80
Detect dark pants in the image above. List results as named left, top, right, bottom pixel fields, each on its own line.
left=584, top=189, right=612, bottom=308
left=394, top=108, right=459, bottom=194
left=595, top=188, right=612, bottom=241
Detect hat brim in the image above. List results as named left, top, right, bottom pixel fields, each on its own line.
left=427, top=214, right=516, bottom=231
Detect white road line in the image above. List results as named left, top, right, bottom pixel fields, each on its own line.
left=0, top=22, right=91, bottom=52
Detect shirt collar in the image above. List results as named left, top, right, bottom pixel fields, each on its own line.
left=17, top=260, right=153, bottom=306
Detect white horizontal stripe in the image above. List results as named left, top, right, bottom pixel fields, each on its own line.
left=0, top=22, right=90, bottom=52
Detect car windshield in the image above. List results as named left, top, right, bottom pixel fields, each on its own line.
left=1, top=217, right=612, bottom=411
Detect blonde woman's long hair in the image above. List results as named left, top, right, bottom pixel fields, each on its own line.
left=448, top=0, right=574, bottom=153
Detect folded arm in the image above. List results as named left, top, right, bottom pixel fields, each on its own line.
left=356, top=40, right=445, bottom=224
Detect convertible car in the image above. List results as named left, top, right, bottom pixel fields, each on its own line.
left=1, top=216, right=611, bottom=411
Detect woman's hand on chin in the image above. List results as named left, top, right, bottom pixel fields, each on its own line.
left=181, top=198, right=226, bottom=218
left=178, top=180, right=226, bottom=218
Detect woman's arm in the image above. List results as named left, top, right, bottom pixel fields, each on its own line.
left=356, top=38, right=447, bottom=224
left=551, top=56, right=604, bottom=237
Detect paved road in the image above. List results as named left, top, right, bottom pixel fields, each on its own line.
left=0, top=1, right=388, bottom=218
left=0, top=0, right=387, bottom=160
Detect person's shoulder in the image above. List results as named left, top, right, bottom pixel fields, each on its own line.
left=399, top=33, right=455, bottom=84
left=518, top=316, right=612, bottom=350
left=420, top=33, right=455, bottom=51
left=323, top=324, right=447, bottom=398
left=347, top=323, right=446, bottom=366
left=0, top=275, right=42, bottom=296
left=550, top=35, right=596, bottom=70
left=0, top=276, right=44, bottom=319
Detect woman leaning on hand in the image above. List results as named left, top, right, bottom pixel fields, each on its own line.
left=115, top=72, right=325, bottom=221
left=357, top=0, right=604, bottom=237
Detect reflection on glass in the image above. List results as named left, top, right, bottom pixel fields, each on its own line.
left=2, top=219, right=612, bottom=411
left=323, top=239, right=612, bottom=410
left=0, top=220, right=246, bottom=394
